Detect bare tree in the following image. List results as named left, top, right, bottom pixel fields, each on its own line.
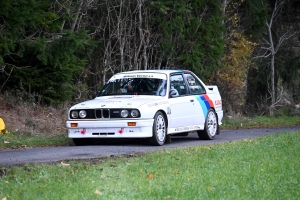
left=254, top=0, right=295, bottom=116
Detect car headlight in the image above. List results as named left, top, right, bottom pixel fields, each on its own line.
left=79, top=110, right=87, bottom=118
left=71, top=111, right=78, bottom=118
left=120, top=110, right=129, bottom=117
left=131, top=110, right=139, bottom=117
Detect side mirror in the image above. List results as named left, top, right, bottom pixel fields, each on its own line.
left=169, top=89, right=178, bottom=98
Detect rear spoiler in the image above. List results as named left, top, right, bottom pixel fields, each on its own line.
left=206, top=85, right=220, bottom=93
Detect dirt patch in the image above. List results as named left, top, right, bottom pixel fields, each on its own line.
left=0, top=93, right=70, bottom=135
left=62, top=153, right=146, bottom=166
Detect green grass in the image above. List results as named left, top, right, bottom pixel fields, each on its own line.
left=222, top=115, right=300, bottom=129
left=0, top=132, right=299, bottom=199
left=0, top=132, right=71, bottom=149
left=1, top=115, right=300, bottom=149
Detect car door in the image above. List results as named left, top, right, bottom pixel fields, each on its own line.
left=168, top=74, right=195, bottom=130
left=183, top=72, right=209, bottom=128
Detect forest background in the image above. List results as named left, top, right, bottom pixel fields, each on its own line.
left=0, top=0, right=300, bottom=135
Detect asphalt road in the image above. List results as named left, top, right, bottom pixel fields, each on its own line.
left=1, top=126, right=300, bottom=166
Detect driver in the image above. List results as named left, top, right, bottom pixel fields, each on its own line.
left=127, top=81, right=134, bottom=92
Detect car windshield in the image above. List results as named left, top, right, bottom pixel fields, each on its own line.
left=97, top=76, right=167, bottom=97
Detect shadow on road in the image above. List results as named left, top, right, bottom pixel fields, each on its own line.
left=71, top=134, right=200, bottom=146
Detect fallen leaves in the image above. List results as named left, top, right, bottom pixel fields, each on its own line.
left=165, top=195, right=172, bottom=200
left=207, top=186, right=213, bottom=191
left=147, top=173, right=154, bottom=179
left=60, top=161, right=70, bottom=166
left=94, top=189, right=102, bottom=195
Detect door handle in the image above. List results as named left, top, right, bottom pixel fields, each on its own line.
left=190, top=99, right=194, bottom=102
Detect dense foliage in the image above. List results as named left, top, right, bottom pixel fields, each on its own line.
left=0, top=0, right=95, bottom=104
left=0, top=0, right=299, bottom=115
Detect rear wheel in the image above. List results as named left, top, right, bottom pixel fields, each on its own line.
left=197, top=109, right=219, bottom=140
left=149, top=111, right=167, bottom=146
left=72, top=138, right=91, bottom=146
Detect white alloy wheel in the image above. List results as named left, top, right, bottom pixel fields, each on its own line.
left=150, top=111, right=167, bottom=145
left=197, top=109, right=218, bottom=140
left=206, top=111, right=217, bottom=136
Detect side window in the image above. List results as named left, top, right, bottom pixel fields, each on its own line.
left=184, top=73, right=206, bottom=95
left=170, top=74, right=188, bottom=97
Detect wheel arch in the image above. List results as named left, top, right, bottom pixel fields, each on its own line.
left=155, top=109, right=168, bottom=128
left=208, top=107, right=218, bottom=120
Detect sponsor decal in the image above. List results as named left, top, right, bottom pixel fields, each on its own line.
left=167, top=107, right=171, bottom=115
left=98, top=100, right=121, bottom=103
left=137, top=75, right=153, bottom=78
left=148, top=101, right=169, bottom=107
left=215, top=100, right=222, bottom=105
left=175, top=126, right=200, bottom=132
left=111, top=73, right=167, bottom=80
left=123, top=74, right=154, bottom=78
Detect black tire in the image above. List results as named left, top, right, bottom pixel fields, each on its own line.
left=197, top=109, right=219, bottom=140
left=149, top=111, right=167, bottom=146
left=72, top=138, right=91, bottom=146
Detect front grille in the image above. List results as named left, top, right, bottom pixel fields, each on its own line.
left=96, top=109, right=111, bottom=118
left=70, top=108, right=140, bottom=119
left=103, top=109, right=110, bottom=118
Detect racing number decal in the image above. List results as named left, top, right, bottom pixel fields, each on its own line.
left=195, top=94, right=214, bottom=117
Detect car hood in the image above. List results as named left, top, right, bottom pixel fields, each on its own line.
left=70, top=96, right=165, bottom=109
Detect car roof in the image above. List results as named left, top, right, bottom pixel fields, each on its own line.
left=116, top=69, right=191, bottom=76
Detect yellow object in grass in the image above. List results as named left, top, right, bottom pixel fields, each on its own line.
left=0, top=118, right=9, bottom=134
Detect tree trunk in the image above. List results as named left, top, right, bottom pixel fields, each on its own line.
left=270, top=54, right=275, bottom=116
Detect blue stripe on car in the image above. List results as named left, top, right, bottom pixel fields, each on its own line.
left=195, top=95, right=210, bottom=117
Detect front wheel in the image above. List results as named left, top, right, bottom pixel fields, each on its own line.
left=197, top=109, right=219, bottom=140
left=149, top=111, right=167, bottom=146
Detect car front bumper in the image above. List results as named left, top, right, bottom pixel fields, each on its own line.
left=66, top=119, right=154, bottom=138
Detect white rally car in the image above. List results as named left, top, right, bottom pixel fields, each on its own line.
left=66, top=70, right=223, bottom=146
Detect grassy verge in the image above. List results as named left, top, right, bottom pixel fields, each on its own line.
left=1, top=132, right=299, bottom=199
left=1, top=115, right=300, bottom=149
left=222, top=115, right=300, bottom=129
left=0, top=132, right=71, bottom=149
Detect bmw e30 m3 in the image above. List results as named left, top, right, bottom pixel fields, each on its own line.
left=66, top=70, right=223, bottom=146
